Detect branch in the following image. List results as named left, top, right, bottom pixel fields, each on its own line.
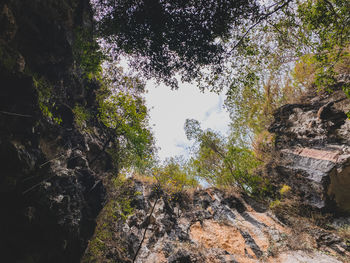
left=39, top=146, right=79, bottom=168
left=229, top=0, right=293, bottom=52
left=205, top=141, right=246, bottom=188
left=322, top=0, right=340, bottom=20
left=22, top=175, right=55, bottom=195
left=0, top=110, right=32, bottom=118
left=89, top=119, right=122, bottom=165
left=132, top=192, right=160, bottom=263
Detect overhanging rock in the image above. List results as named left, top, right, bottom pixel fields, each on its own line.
left=269, top=89, right=350, bottom=212
left=279, top=147, right=350, bottom=211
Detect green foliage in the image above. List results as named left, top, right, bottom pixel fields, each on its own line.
left=73, top=27, right=104, bottom=79
left=272, top=0, right=350, bottom=93
left=297, top=0, right=350, bottom=51
left=82, top=176, right=135, bottom=263
left=279, top=184, right=291, bottom=196
left=292, top=54, right=317, bottom=90
left=270, top=184, right=292, bottom=209
left=33, top=75, right=62, bottom=124
left=93, top=0, right=259, bottom=88
left=72, top=104, right=91, bottom=130
left=89, top=0, right=349, bottom=92
left=184, top=119, right=202, bottom=140
left=346, top=111, right=350, bottom=120
left=198, top=0, right=349, bottom=100
left=153, top=157, right=198, bottom=194
left=184, top=119, right=263, bottom=195
left=197, top=1, right=297, bottom=93
left=269, top=199, right=281, bottom=209
left=96, top=65, right=155, bottom=173
left=217, top=0, right=350, bottom=171
left=226, top=72, right=304, bottom=148
left=99, top=92, right=154, bottom=170
left=110, top=176, right=135, bottom=221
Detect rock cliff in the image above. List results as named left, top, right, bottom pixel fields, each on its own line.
left=0, top=1, right=108, bottom=262
left=1, top=1, right=350, bottom=263
left=269, top=88, right=350, bottom=212
left=84, top=178, right=350, bottom=263
left=83, top=87, right=350, bottom=262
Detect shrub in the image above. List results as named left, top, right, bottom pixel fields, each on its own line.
left=269, top=199, right=281, bottom=209
left=279, top=184, right=291, bottom=196
left=153, top=157, right=198, bottom=195
left=82, top=176, right=135, bottom=262
left=33, top=75, right=62, bottom=124
left=73, top=27, right=104, bottom=79
left=94, top=65, right=155, bottom=174
left=72, top=104, right=91, bottom=130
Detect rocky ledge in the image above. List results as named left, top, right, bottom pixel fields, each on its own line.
left=269, top=89, right=350, bottom=212
left=86, top=179, right=349, bottom=263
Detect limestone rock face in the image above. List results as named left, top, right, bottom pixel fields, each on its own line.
left=98, top=180, right=348, bottom=263
left=0, top=0, right=107, bottom=262
left=269, top=89, right=350, bottom=212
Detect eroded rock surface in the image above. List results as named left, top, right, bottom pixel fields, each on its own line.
left=0, top=0, right=107, bottom=262
left=269, top=89, right=350, bottom=212
left=101, top=180, right=348, bottom=263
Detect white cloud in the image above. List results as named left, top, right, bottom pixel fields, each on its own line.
left=145, top=80, right=230, bottom=161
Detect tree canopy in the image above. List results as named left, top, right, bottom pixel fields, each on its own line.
left=92, top=0, right=349, bottom=92
left=88, top=0, right=349, bottom=193
left=96, top=64, right=155, bottom=173
left=93, top=0, right=259, bottom=88
left=184, top=119, right=263, bottom=193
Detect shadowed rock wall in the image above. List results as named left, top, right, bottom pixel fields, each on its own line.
left=269, top=89, right=350, bottom=212
left=0, top=1, right=108, bottom=262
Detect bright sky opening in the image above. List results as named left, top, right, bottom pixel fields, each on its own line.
left=145, top=80, right=230, bottom=161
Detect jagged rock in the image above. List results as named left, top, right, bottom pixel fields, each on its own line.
left=0, top=0, right=107, bottom=262
left=100, top=180, right=348, bottom=263
left=275, top=250, right=342, bottom=263
left=269, top=89, right=350, bottom=212
left=0, top=4, right=17, bottom=41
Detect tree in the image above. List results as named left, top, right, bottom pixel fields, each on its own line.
left=92, top=0, right=348, bottom=92
left=207, top=0, right=350, bottom=149
left=184, top=119, right=262, bottom=194
left=199, top=0, right=349, bottom=92
left=92, top=0, right=259, bottom=88
left=296, top=0, right=350, bottom=90
left=153, top=156, right=198, bottom=193
left=96, top=65, right=155, bottom=173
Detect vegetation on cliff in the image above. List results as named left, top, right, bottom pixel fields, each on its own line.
left=77, top=0, right=350, bottom=261
left=87, top=0, right=349, bottom=194
left=1, top=0, right=349, bottom=262
left=82, top=0, right=350, bottom=203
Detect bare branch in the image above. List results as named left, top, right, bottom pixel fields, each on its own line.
left=229, top=0, right=293, bottom=52
left=0, top=110, right=32, bottom=118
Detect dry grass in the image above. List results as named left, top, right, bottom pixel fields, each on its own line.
left=270, top=197, right=333, bottom=228
left=131, top=173, right=157, bottom=184
left=216, top=184, right=242, bottom=195
left=286, top=229, right=316, bottom=251
left=131, top=173, right=200, bottom=203
left=334, top=45, right=350, bottom=81
left=337, top=225, right=350, bottom=241
left=182, top=186, right=203, bottom=198
left=252, top=130, right=276, bottom=163
left=267, top=196, right=350, bottom=261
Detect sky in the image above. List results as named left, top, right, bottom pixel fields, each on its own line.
left=145, top=80, right=231, bottom=161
